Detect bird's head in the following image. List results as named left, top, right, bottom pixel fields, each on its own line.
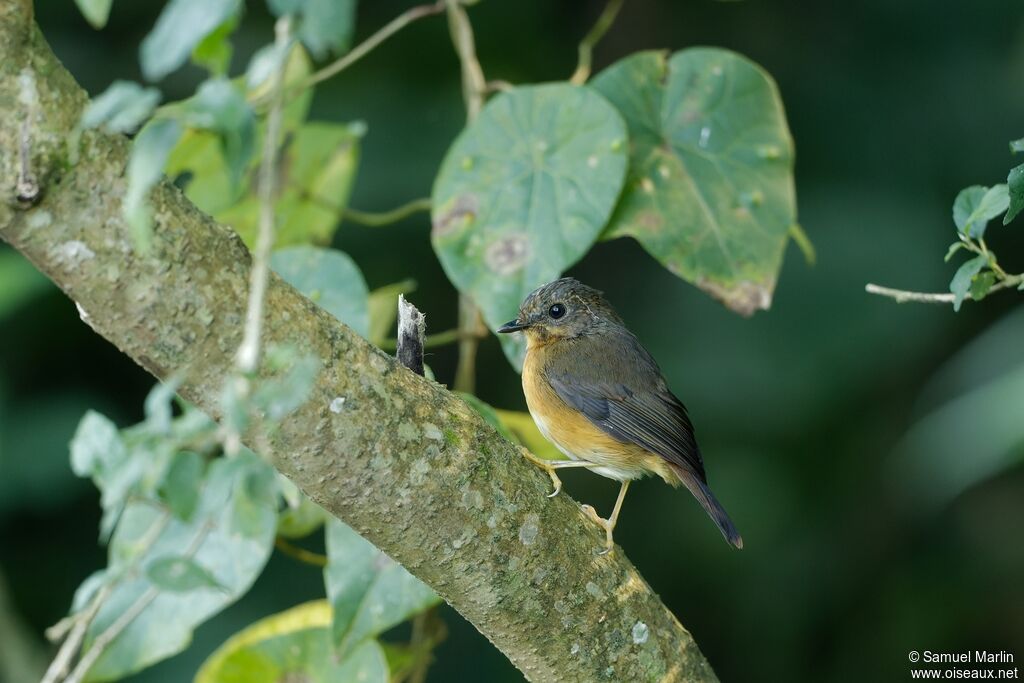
left=497, top=277, right=622, bottom=346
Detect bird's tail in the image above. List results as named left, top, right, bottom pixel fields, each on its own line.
left=672, top=465, right=743, bottom=549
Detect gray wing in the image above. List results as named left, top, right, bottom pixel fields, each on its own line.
left=544, top=332, right=707, bottom=482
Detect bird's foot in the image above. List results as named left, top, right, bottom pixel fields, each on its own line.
left=519, top=447, right=563, bottom=498
left=580, top=504, right=615, bottom=555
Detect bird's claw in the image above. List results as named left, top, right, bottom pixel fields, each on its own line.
left=520, top=447, right=563, bottom=498
left=581, top=504, right=615, bottom=554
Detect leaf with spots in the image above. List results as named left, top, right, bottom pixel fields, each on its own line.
left=323, top=519, right=440, bottom=660
left=431, top=84, right=629, bottom=368
left=195, top=600, right=389, bottom=683
left=591, top=49, right=798, bottom=315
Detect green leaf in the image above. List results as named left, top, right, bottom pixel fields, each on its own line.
left=124, top=118, right=183, bottom=252
left=591, top=49, right=797, bottom=316
left=195, top=601, right=389, bottom=683
left=158, top=451, right=205, bottom=521
left=432, top=83, right=628, bottom=368
left=953, top=184, right=1008, bottom=238
left=192, top=16, right=238, bottom=76
left=81, top=452, right=278, bottom=681
left=245, top=42, right=290, bottom=90
left=146, top=556, right=224, bottom=593
left=179, top=79, right=256, bottom=191
left=223, top=122, right=362, bottom=247
left=1004, top=164, right=1024, bottom=225
left=271, top=246, right=369, bottom=337
left=75, top=0, right=113, bottom=28
left=298, top=0, right=357, bottom=60
left=70, top=411, right=126, bottom=482
left=949, top=254, right=987, bottom=312
left=267, top=0, right=305, bottom=15
left=943, top=242, right=965, bottom=262
left=143, top=379, right=181, bottom=435
left=140, top=0, right=242, bottom=81
left=324, top=519, right=440, bottom=659
left=367, top=279, right=416, bottom=346
left=1010, top=138, right=1024, bottom=154
left=164, top=47, right=318, bottom=234
left=277, top=490, right=327, bottom=538
left=80, top=81, right=161, bottom=135
left=969, top=271, right=997, bottom=302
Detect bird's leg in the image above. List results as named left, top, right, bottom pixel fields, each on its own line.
left=518, top=448, right=601, bottom=498
left=581, top=481, right=631, bottom=555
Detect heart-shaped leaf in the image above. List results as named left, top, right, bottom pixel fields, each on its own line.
left=591, top=49, right=798, bottom=315
left=432, top=83, right=628, bottom=367
left=324, top=519, right=440, bottom=660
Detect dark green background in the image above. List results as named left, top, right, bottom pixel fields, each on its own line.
left=2, top=1, right=1023, bottom=681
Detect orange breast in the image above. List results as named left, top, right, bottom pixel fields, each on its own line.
left=521, top=342, right=675, bottom=484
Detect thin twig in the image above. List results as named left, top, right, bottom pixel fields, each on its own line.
left=484, top=79, right=513, bottom=94
left=865, top=278, right=1019, bottom=305
left=64, top=523, right=213, bottom=683
left=274, top=537, right=328, bottom=567
left=236, top=17, right=292, bottom=375
left=343, top=197, right=432, bottom=227
left=39, top=585, right=111, bottom=683
left=300, top=2, right=446, bottom=91
left=569, top=0, right=625, bottom=85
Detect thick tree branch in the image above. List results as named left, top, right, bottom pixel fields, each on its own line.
left=0, top=6, right=717, bottom=682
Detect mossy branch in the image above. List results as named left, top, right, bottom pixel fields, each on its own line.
left=0, top=4, right=718, bottom=682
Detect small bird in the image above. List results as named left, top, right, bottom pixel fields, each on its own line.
left=498, top=278, right=743, bottom=553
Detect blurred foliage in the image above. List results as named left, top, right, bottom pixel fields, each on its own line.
left=2, top=1, right=1023, bottom=683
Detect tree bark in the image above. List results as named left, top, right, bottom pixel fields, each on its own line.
left=0, top=3, right=718, bottom=681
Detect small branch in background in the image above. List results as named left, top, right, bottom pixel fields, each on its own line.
left=865, top=278, right=1020, bottom=305
left=274, top=537, right=328, bottom=567
left=864, top=284, right=956, bottom=304
left=454, top=295, right=486, bottom=393
left=789, top=223, right=816, bottom=266
left=445, top=0, right=488, bottom=394
left=378, top=328, right=460, bottom=353
left=484, top=79, right=513, bottom=95
left=405, top=607, right=447, bottom=683
left=236, top=16, right=292, bottom=376
left=40, top=585, right=111, bottom=683
left=64, top=523, right=213, bottom=683
left=299, top=1, right=446, bottom=91
left=342, top=197, right=432, bottom=227
left=397, top=295, right=426, bottom=377
left=569, top=0, right=625, bottom=85
left=445, top=0, right=486, bottom=121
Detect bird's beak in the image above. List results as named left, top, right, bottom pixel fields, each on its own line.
left=497, top=318, right=529, bottom=333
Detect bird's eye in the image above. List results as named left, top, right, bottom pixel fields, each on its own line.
left=548, top=303, right=566, bottom=319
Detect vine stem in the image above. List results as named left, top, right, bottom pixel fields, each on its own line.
left=274, top=537, right=328, bottom=567
left=343, top=197, right=432, bottom=227
left=40, top=512, right=171, bottom=683
left=299, top=1, right=446, bottom=91
left=236, top=16, right=292, bottom=376
left=64, top=523, right=213, bottom=683
left=446, top=0, right=488, bottom=394
left=569, top=0, right=625, bottom=85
